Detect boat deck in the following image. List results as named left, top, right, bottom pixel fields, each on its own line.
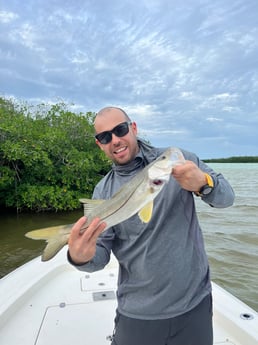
left=0, top=248, right=257, bottom=345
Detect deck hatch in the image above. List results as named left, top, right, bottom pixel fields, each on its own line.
left=93, top=291, right=116, bottom=301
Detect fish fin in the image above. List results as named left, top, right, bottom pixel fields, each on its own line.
left=138, top=201, right=153, bottom=223
left=25, top=224, right=72, bottom=261
left=41, top=234, right=69, bottom=261
left=79, top=198, right=106, bottom=216
left=25, top=224, right=69, bottom=240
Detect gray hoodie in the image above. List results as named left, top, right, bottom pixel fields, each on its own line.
left=74, top=140, right=235, bottom=320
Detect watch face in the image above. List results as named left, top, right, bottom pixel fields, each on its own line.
left=202, top=186, right=213, bottom=195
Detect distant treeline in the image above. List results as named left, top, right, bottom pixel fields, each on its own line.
left=203, top=156, right=258, bottom=163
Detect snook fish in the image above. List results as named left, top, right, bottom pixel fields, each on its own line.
left=25, top=147, right=185, bottom=261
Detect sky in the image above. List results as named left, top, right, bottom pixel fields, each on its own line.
left=0, top=0, right=257, bottom=158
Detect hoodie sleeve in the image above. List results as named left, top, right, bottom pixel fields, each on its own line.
left=182, top=149, right=235, bottom=208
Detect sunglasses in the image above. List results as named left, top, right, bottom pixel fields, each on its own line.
left=95, top=121, right=132, bottom=144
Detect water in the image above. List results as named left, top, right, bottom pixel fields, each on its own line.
left=0, top=163, right=257, bottom=312
left=196, top=163, right=258, bottom=312
left=0, top=209, right=82, bottom=278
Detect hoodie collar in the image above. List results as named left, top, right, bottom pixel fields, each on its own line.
left=112, top=139, right=162, bottom=176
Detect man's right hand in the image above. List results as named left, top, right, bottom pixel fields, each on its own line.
left=68, top=216, right=106, bottom=265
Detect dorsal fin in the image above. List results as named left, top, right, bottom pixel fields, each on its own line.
left=79, top=198, right=106, bottom=216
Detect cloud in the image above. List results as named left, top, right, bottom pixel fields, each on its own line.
left=206, top=117, right=223, bottom=122
left=0, top=0, right=257, bottom=157
left=0, top=11, right=18, bottom=23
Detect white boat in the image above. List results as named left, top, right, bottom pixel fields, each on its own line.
left=0, top=247, right=257, bottom=345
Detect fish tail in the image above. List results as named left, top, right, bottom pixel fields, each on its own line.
left=25, top=224, right=72, bottom=261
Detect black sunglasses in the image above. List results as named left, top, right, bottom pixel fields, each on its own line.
left=95, top=121, right=132, bottom=144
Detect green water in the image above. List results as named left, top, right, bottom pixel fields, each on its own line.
left=0, top=209, right=82, bottom=278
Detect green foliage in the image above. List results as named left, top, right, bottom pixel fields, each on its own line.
left=0, top=97, right=110, bottom=212
left=203, top=156, right=258, bottom=163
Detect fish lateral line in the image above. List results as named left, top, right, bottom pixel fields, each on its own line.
left=79, top=185, right=144, bottom=233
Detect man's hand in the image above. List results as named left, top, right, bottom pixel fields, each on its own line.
left=68, top=216, right=106, bottom=265
left=172, top=160, right=207, bottom=192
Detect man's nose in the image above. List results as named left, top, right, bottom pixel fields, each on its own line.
left=111, top=132, right=121, bottom=143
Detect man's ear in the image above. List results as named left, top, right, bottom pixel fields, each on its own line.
left=131, top=121, right=138, bottom=135
left=95, top=139, right=104, bottom=150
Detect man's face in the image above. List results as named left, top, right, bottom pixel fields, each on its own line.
left=94, top=109, right=139, bottom=165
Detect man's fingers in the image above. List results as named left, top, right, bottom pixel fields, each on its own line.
left=69, top=216, right=87, bottom=239
left=69, top=216, right=107, bottom=249
left=91, top=221, right=107, bottom=240
left=82, top=218, right=106, bottom=241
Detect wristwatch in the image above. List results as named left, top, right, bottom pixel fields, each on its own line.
left=195, top=173, right=214, bottom=197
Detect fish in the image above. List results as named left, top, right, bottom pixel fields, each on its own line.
left=25, top=147, right=185, bottom=261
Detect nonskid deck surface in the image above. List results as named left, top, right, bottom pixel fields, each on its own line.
left=0, top=248, right=257, bottom=345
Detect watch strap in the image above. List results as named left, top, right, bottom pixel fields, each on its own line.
left=194, top=173, right=214, bottom=197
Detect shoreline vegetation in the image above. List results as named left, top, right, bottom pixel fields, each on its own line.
left=203, top=156, right=258, bottom=163
left=0, top=97, right=111, bottom=213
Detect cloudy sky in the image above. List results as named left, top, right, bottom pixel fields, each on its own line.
left=0, top=0, right=257, bottom=158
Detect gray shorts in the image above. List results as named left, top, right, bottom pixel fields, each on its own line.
left=111, top=293, right=213, bottom=345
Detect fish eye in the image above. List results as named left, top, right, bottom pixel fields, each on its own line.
left=152, top=179, right=163, bottom=185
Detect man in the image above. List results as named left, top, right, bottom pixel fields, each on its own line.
left=68, top=106, right=235, bottom=345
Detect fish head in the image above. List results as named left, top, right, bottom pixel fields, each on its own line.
left=148, top=147, right=185, bottom=187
